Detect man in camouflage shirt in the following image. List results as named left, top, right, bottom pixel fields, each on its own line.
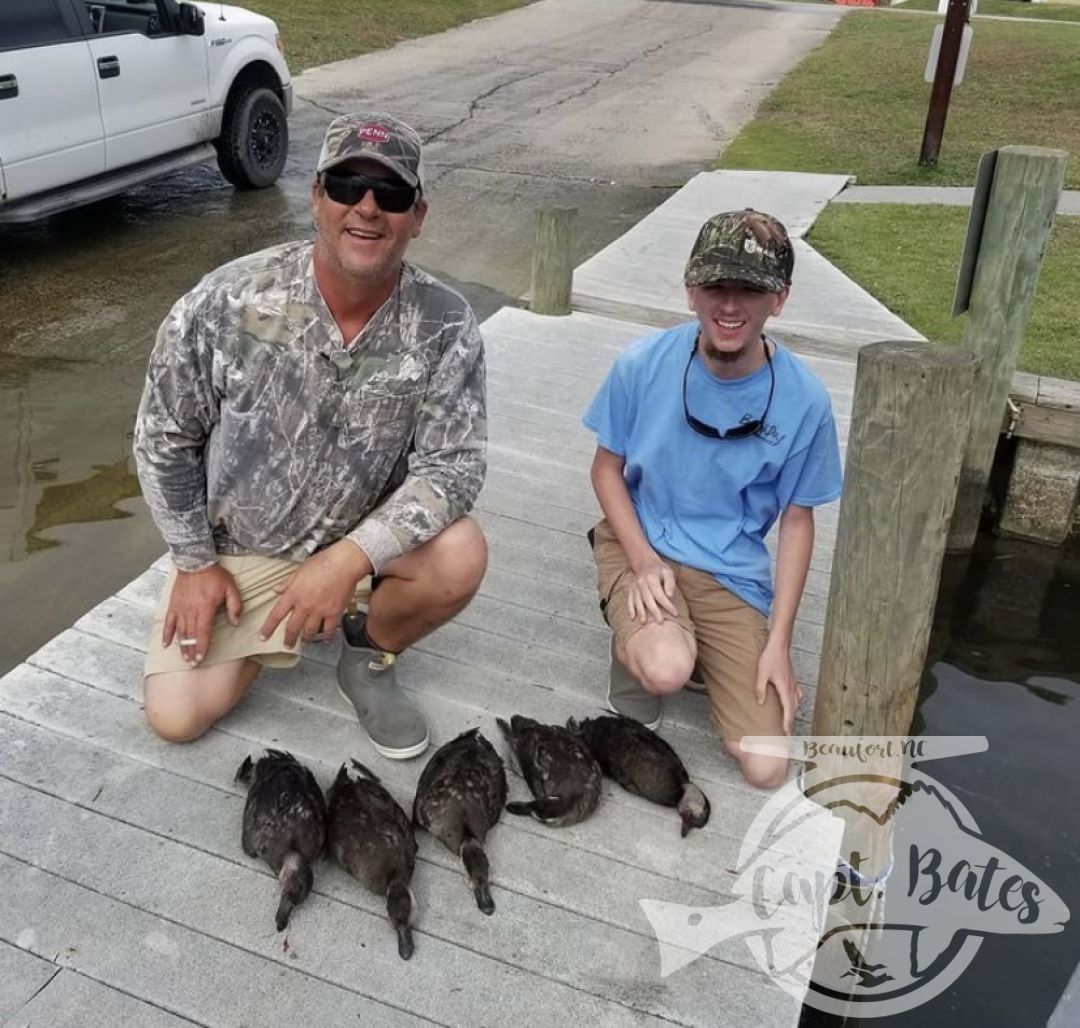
left=134, top=112, right=487, bottom=760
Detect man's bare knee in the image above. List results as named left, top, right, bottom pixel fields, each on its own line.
left=417, top=517, right=488, bottom=600
left=144, top=689, right=215, bottom=744
left=144, top=659, right=256, bottom=744
left=146, top=705, right=213, bottom=744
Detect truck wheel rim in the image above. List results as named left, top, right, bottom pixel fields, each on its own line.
left=250, top=110, right=281, bottom=169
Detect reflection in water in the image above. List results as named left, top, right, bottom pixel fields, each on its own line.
left=818, top=537, right=1080, bottom=1028
left=26, top=458, right=142, bottom=555
left=0, top=160, right=314, bottom=675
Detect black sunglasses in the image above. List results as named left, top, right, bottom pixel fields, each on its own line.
left=319, top=170, right=419, bottom=213
left=683, top=336, right=775, bottom=440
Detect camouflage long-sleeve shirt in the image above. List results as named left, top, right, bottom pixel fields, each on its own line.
left=134, top=241, right=486, bottom=573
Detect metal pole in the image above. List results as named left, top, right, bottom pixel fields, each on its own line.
left=919, top=0, right=971, bottom=167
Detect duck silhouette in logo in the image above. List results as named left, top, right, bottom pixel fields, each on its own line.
left=840, top=938, right=894, bottom=988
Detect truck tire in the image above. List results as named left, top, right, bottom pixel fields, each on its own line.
left=216, top=86, right=288, bottom=189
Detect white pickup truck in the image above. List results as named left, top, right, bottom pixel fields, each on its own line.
left=0, top=0, right=292, bottom=222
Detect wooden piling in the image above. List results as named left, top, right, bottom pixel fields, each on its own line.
left=809, top=341, right=977, bottom=1022
left=812, top=341, right=978, bottom=740
left=947, top=146, right=1068, bottom=551
left=529, top=207, right=577, bottom=316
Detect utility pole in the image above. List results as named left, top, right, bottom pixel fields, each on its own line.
left=919, top=0, right=971, bottom=167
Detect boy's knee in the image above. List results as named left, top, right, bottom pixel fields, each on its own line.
left=632, top=645, right=695, bottom=696
left=736, top=752, right=789, bottom=790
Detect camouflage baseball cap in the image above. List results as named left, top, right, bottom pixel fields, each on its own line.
left=684, top=209, right=794, bottom=293
left=316, top=112, right=426, bottom=191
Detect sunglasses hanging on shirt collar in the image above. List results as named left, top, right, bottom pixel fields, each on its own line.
left=683, top=335, right=775, bottom=440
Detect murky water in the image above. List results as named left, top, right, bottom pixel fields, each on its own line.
left=801, top=535, right=1080, bottom=1027
left=0, top=158, right=314, bottom=675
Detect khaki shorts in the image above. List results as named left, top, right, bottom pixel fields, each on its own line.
left=589, top=519, right=781, bottom=742
left=144, top=554, right=371, bottom=676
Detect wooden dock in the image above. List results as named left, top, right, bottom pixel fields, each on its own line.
left=0, top=172, right=871, bottom=1027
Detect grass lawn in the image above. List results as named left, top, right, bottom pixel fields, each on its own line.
left=899, top=0, right=1080, bottom=20
left=808, top=204, right=1080, bottom=379
left=719, top=12, right=1080, bottom=188
left=244, top=0, right=526, bottom=72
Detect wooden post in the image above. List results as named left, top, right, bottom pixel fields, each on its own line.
left=919, top=0, right=970, bottom=167
left=529, top=207, right=576, bottom=316
left=813, top=342, right=977, bottom=740
left=808, top=342, right=977, bottom=1022
left=947, top=146, right=1068, bottom=551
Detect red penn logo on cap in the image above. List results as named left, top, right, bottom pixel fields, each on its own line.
left=357, top=124, right=391, bottom=144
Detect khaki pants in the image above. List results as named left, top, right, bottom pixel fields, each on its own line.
left=590, top=519, right=782, bottom=741
left=144, top=554, right=371, bottom=676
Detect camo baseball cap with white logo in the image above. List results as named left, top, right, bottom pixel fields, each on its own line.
left=684, top=209, right=794, bottom=293
left=316, top=112, right=426, bottom=191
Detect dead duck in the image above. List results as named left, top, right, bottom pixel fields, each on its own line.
left=571, top=714, right=710, bottom=837
left=413, top=728, right=507, bottom=915
left=326, top=760, right=418, bottom=960
left=497, top=714, right=602, bottom=827
left=235, top=750, right=327, bottom=931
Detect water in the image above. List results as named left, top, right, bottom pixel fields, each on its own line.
left=801, top=535, right=1080, bottom=1027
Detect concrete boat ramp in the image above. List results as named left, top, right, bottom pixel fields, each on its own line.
left=0, top=171, right=899, bottom=1026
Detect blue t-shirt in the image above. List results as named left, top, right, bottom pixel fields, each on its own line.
left=583, top=321, right=843, bottom=615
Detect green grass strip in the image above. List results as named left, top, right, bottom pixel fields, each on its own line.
left=720, top=12, right=1080, bottom=188
left=245, top=0, right=525, bottom=73
left=807, top=203, right=1080, bottom=379
left=899, top=0, right=1080, bottom=21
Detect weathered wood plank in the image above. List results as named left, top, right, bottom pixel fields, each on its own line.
left=0, top=941, right=58, bottom=1023
left=1036, top=375, right=1080, bottom=412
left=0, top=775, right=796, bottom=1028
left=6, top=653, right=812, bottom=899
left=4, top=970, right=202, bottom=1028
left=1011, top=401, right=1080, bottom=450
left=0, top=711, right=817, bottom=953
left=0, top=718, right=816, bottom=1024
left=0, top=853, right=435, bottom=1028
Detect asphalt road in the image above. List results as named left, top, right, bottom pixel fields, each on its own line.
left=0, top=0, right=842, bottom=675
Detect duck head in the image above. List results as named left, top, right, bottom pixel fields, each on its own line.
left=678, top=784, right=711, bottom=837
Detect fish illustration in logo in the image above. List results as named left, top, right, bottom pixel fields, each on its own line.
left=639, top=768, right=1069, bottom=1016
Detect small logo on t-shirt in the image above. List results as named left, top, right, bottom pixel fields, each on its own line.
left=738, top=414, right=786, bottom=446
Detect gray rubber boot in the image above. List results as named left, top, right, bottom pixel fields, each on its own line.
left=607, top=637, right=662, bottom=731
left=337, top=614, right=430, bottom=760
left=686, top=660, right=707, bottom=693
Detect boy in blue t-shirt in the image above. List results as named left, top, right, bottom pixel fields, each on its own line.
left=583, top=209, right=842, bottom=789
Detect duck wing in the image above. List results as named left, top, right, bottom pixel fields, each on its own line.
left=328, top=773, right=415, bottom=892
left=415, top=729, right=508, bottom=848
left=581, top=716, right=688, bottom=806
left=242, top=755, right=327, bottom=869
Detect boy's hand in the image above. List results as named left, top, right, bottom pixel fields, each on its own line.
left=628, top=556, right=678, bottom=624
left=755, top=638, right=803, bottom=736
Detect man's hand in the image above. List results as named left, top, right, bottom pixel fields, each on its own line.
left=628, top=554, right=679, bottom=625
left=164, top=564, right=242, bottom=666
left=755, top=637, right=803, bottom=736
left=260, top=541, right=372, bottom=648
